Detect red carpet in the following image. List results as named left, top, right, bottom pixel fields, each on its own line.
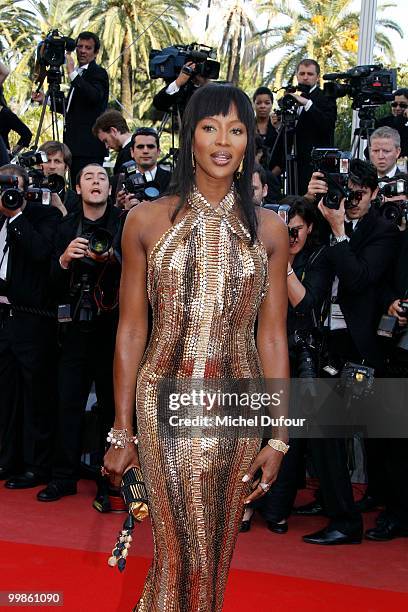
left=1, top=480, right=407, bottom=611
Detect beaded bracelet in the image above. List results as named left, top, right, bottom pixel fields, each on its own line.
left=107, top=427, right=138, bottom=450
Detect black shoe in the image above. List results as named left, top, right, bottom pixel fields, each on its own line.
left=0, top=466, right=14, bottom=481
left=303, top=526, right=362, bottom=545
left=365, top=518, right=408, bottom=541
left=37, top=480, right=77, bottom=502
left=267, top=520, right=288, bottom=534
left=5, top=471, right=48, bottom=489
left=240, top=520, right=252, bottom=533
left=293, top=501, right=325, bottom=516
left=355, top=493, right=381, bottom=513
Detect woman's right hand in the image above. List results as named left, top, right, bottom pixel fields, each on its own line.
left=103, top=443, right=140, bottom=489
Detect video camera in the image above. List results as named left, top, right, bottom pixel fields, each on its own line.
left=323, top=64, right=396, bottom=109
left=0, top=174, right=51, bottom=209
left=18, top=150, right=66, bottom=199
left=121, top=161, right=160, bottom=201
left=377, top=177, right=408, bottom=224
left=36, top=29, right=76, bottom=70
left=311, top=148, right=353, bottom=209
left=149, top=43, right=220, bottom=82
left=275, top=84, right=311, bottom=124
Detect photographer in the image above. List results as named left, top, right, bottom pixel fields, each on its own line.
left=38, top=140, right=79, bottom=214
left=369, top=126, right=402, bottom=179
left=116, top=127, right=171, bottom=210
left=376, top=88, right=408, bottom=157
left=298, top=159, right=399, bottom=545
left=36, top=164, right=121, bottom=503
left=92, top=110, right=133, bottom=175
left=241, top=198, right=332, bottom=535
left=288, top=59, right=337, bottom=194
left=0, top=164, right=61, bottom=488
left=32, top=32, right=109, bottom=188
left=152, top=60, right=211, bottom=115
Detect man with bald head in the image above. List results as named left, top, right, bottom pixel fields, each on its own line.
left=37, top=164, right=122, bottom=505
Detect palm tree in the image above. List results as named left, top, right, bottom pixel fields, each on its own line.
left=68, top=0, right=193, bottom=118
left=256, top=0, right=403, bottom=88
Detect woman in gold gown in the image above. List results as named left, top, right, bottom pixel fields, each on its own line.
left=104, top=84, right=289, bottom=611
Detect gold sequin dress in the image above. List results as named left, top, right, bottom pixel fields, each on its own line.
left=134, top=186, right=268, bottom=611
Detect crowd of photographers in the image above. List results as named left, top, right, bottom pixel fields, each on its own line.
left=0, top=33, right=407, bottom=543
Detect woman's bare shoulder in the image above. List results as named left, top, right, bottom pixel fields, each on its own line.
left=126, top=195, right=180, bottom=225
left=256, top=206, right=288, bottom=254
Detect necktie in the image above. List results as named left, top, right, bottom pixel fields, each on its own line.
left=345, top=222, right=354, bottom=238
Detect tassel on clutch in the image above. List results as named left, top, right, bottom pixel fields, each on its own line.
left=107, top=466, right=148, bottom=572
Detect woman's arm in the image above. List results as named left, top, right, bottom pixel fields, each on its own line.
left=243, top=211, right=290, bottom=503
left=257, top=211, right=290, bottom=381
left=104, top=204, right=149, bottom=486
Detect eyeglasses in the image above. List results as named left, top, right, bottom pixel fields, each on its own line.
left=134, top=144, right=156, bottom=150
left=391, top=102, right=408, bottom=109
left=347, top=190, right=364, bottom=203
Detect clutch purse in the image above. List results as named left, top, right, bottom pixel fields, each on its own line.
left=107, top=466, right=149, bottom=572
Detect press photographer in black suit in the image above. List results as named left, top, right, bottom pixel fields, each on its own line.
left=32, top=32, right=109, bottom=188
left=115, top=127, right=171, bottom=211
left=37, top=164, right=121, bottom=503
left=153, top=61, right=211, bottom=115
left=0, top=164, right=61, bottom=488
left=299, top=160, right=399, bottom=545
left=288, top=59, right=337, bottom=195
left=37, top=140, right=79, bottom=214
left=92, top=110, right=133, bottom=175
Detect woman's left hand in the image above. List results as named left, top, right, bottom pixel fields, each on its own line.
left=242, top=445, right=284, bottom=504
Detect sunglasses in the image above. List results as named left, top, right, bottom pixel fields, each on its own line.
left=134, top=144, right=157, bottom=150
left=391, top=102, right=408, bottom=109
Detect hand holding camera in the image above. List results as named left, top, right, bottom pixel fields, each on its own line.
left=175, top=62, right=197, bottom=88
left=318, top=196, right=346, bottom=236
left=388, top=299, right=408, bottom=327
left=305, top=171, right=329, bottom=201
left=60, top=237, right=89, bottom=268
left=65, top=52, right=75, bottom=76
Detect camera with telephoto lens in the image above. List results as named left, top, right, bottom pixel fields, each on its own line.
left=377, top=178, right=408, bottom=225
left=121, top=161, right=160, bottom=201
left=323, top=64, right=396, bottom=109
left=378, top=298, right=408, bottom=351
left=0, top=175, right=24, bottom=211
left=36, top=29, right=76, bottom=69
left=311, top=148, right=353, bottom=210
left=28, top=169, right=66, bottom=198
left=25, top=187, right=51, bottom=206
left=149, top=43, right=220, bottom=81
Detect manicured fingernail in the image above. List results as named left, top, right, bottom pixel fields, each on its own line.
left=242, top=474, right=250, bottom=482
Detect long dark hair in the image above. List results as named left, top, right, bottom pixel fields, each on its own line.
left=282, top=195, right=321, bottom=251
left=169, top=83, right=258, bottom=242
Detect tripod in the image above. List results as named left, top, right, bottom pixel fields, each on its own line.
left=268, top=110, right=298, bottom=195
left=351, top=105, right=378, bottom=159
left=33, top=66, right=65, bottom=148
left=156, top=103, right=184, bottom=171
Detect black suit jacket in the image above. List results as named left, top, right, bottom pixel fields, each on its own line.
left=325, top=208, right=399, bottom=367
left=154, top=166, right=171, bottom=193
left=113, top=142, right=133, bottom=175
left=57, top=60, right=109, bottom=158
left=0, top=204, right=61, bottom=309
left=296, top=87, right=337, bottom=162
left=51, top=203, right=121, bottom=305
